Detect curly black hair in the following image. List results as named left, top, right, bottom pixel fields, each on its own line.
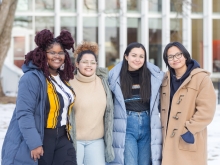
left=24, top=29, right=75, bottom=81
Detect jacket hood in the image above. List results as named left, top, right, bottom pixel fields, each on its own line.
left=109, top=61, right=164, bottom=87
left=96, top=67, right=108, bottom=79
left=166, top=67, right=210, bottom=80
left=169, top=59, right=206, bottom=102
left=170, top=59, right=200, bottom=81
left=22, top=61, right=39, bottom=73
left=189, top=67, right=211, bottom=76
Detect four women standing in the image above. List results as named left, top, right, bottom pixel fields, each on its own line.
left=1, top=29, right=217, bottom=165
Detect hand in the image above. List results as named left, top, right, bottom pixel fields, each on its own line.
left=181, top=131, right=195, bottom=144
left=31, top=146, right=44, bottom=162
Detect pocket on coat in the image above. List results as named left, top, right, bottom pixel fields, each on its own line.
left=14, top=140, right=33, bottom=163
left=178, top=127, right=197, bottom=152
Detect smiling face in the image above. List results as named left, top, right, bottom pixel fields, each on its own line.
left=125, top=47, right=145, bottom=71
left=76, top=53, right=97, bottom=77
left=167, top=46, right=187, bottom=72
left=46, top=43, right=65, bottom=76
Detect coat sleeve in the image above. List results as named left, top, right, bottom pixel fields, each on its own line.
left=185, top=75, right=216, bottom=134
left=103, top=78, right=115, bottom=162
left=16, top=72, right=43, bottom=151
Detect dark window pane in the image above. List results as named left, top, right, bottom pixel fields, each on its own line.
left=105, top=18, right=119, bottom=69
left=192, top=19, right=203, bottom=67
left=149, top=18, right=162, bottom=68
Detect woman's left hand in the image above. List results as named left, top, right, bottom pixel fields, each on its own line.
left=31, top=146, right=44, bottom=161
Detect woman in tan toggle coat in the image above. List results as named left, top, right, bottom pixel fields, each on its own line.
left=160, top=42, right=216, bottom=165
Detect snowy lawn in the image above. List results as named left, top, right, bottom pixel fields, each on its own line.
left=0, top=104, right=220, bottom=164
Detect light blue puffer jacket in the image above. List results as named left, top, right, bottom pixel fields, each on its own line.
left=107, top=62, right=164, bottom=165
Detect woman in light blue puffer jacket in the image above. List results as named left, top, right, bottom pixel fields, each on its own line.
left=107, top=42, right=164, bottom=165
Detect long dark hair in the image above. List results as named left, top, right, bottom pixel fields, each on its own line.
left=24, top=29, right=75, bottom=81
left=163, top=41, right=192, bottom=69
left=120, top=42, right=151, bottom=103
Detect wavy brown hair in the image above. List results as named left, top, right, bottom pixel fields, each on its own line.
left=24, top=29, right=75, bottom=81
left=74, top=41, right=99, bottom=63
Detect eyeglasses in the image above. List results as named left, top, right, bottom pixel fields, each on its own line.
left=167, top=52, right=183, bottom=61
left=47, top=51, right=65, bottom=56
left=80, top=60, right=97, bottom=66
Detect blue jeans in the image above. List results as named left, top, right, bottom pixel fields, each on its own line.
left=77, top=138, right=105, bottom=165
left=124, top=111, right=151, bottom=165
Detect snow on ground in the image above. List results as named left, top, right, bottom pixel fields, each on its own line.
left=0, top=104, right=220, bottom=165
left=0, top=104, right=15, bottom=165
left=207, top=105, right=220, bottom=164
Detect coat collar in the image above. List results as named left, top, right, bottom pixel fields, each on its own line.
left=164, top=68, right=210, bottom=93
left=109, top=61, right=164, bottom=87
left=109, top=61, right=164, bottom=112
left=96, top=67, right=108, bottom=79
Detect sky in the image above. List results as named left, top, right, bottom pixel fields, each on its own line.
left=0, top=103, right=220, bottom=164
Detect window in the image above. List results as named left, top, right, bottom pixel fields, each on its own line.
left=105, top=17, right=119, bottom=68
left=191, top=19, right=203, bottom=67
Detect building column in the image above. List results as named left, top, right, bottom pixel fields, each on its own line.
left=54, top=0, right=61, bottom=37
left=162, top=0, right=170, bottom=71
left=77, top=0, right=83, bottom=44
left=182, top=0, right=192, bottom=55
left=98, top=0, right=105, bottom=67
left=141, top=0, right=149, bottom=61
left=203, top=0, right=213, bottom=72
left=119, top=0, right=127, bottom=61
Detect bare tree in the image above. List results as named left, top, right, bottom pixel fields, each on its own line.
left=0, top=0, right=18, bottom=97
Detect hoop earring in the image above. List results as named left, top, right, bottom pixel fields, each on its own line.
left=60, top=63, right=65, bottom=70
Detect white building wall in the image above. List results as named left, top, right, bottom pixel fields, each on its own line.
left=2, top=0, right=220, bottom=100
left=1, top=60, right=23, bottom=95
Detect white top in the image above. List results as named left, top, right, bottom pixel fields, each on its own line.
left=51, top=75, right=74, bottom=126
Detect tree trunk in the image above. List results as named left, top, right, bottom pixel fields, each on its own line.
left=0, top=0, right=18, bottom=97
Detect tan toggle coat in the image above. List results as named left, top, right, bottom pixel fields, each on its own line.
left=160, top=68, right=216, bottom=165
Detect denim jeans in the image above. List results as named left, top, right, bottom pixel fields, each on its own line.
left=77, top=138, right=105, bottom=165
left=124, top=110, right=151, bottom=165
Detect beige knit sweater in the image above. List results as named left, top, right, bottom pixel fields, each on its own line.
left=69, top=71, right=106, bottom=140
